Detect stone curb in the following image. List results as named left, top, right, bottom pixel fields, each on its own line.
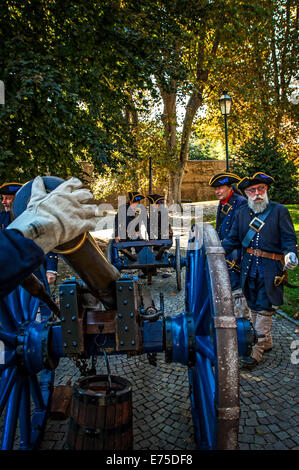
left=276, top=309, right=299, bottom=327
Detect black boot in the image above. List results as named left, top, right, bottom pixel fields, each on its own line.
left=241, top=356, right=258, bottom=370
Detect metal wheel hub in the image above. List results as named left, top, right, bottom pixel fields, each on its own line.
left=15, top=320, right=58, bottom=374
left=165, top=312, right=195, bottom=366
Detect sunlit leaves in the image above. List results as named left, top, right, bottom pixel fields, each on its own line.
left=0, top=0, right=154, bottom=181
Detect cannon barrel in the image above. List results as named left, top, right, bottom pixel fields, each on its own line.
left=55, top=232, right=120, bottom=310
left=12, top=176, right=120, bottom=311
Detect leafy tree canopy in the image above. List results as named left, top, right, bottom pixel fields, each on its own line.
left=1, top=0, right=297, bottom=204
left=232, top=132, right=299, bottom=204
left=0, top=0, right=157, bottom=181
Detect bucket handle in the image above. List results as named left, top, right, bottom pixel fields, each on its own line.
left=102, top=347, right=112, bottom=391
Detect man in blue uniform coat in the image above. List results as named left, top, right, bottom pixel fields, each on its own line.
left=209, top=172, right=249, bottom=318
left=0, top=181, right=59, bottom=286
left=222, top=172, right=298, bottom=369
left=0, top=182, right=23, bottom=229
left=147, top=193, right=173, bottom=241
left=114, top=191, right=146, bottom=242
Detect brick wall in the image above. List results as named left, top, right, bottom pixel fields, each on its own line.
left=181, top=160, right=226, bottom=202
left=86, top=159, right=227, bottom=204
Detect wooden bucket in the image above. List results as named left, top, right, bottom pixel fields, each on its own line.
left=66, top=375, right=133, bottom=450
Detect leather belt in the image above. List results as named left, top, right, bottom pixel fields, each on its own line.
left=246, top=248, right=284, bottom=264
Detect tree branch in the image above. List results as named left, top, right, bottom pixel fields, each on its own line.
left=179, top=30, right=220, bottom=165
left=158, top=78, right=177, bottom=154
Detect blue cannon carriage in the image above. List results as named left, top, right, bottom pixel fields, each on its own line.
left=0, top=177, right=256, bottom=450
left=107, top=236, right=185, bottom=290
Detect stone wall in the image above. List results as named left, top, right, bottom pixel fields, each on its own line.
left=82, top=159, right=226, bottom=204
left=181, top=160, right=226, bottom=202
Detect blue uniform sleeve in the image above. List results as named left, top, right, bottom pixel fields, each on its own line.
left=0, top=211, right=11, bottom=229
left=221, top=211, right=242, bottom=255
left=0, top=229, right=45, bottom=298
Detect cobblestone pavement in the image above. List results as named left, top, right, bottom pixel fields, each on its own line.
left=40, top=201, right=298, bottom=451
left=42, top=267, right=298, bottom=451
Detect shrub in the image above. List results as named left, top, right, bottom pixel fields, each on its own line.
left=231, top=132, right=299, bottom=204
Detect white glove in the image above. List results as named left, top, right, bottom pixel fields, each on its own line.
left=284, top=252, right=298, bottom=270
left=8, top=176, right=98, bottom=253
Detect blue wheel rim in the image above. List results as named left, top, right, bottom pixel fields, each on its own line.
left=185, top=243, right=217, bottom=450
left=185, top=224, right=239, bottom=450
left=0, top=286, right=54, bottom=450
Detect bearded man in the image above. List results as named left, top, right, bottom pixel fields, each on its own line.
left=221, top=172, right=298, bottom=369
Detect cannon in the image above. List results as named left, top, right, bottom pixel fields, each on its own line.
left=0, top=177, right=256, bottom=450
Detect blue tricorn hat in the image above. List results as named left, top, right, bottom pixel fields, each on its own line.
left=128, top=191, right=144, bottom=203
left=237, top=172, right=274, bottom=191
left=0, top=182, right=23, bottom=195
left=147, top=194, right=164, bottom=204
left=209, top=172, right=241, bottom=187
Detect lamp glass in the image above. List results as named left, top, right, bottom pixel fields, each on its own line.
left=219, top=92, right=232, bottom=115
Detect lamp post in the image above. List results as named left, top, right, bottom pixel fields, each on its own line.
left=0, top=80, right=4, bottom=105
left=149, top=156, right=152, bottom=194
left=219, top=91, right=232, bottom=171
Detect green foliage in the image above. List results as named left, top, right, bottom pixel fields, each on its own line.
left=92, top=121, right=168, bottom=200
left=232, top=132, right=299, bottom=204
left=193, top=0, right=298, bottom=164
left=282, top=205, right=299, bottom=319
left=0, top=0, right=155, bottom=181
left=189, top=138, right=223, bottom=161
left=0, top=0, right=297, bottom=202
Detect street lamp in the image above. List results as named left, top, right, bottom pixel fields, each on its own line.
left=219, top=90, right=232, bottom=171
left=0, top=80, right=4, bottom=105
left=149, top=156, right=152, bottom=194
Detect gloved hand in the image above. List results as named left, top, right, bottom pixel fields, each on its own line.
left=8, top=176, right=98, bottom=253
left=284, top=252, right=298, bottom=270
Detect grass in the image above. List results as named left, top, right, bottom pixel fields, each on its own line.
left=203, top=213, right=217, bottom=226
left=282, top=205, right=299, bottom=319
left=203, top=204, right=299, bottom=319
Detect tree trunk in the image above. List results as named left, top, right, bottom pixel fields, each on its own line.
left=163, top=89, right=203, bottom=205
left=167, top=165, right=186, bottom=206
left=158, top=34, right=219, bottom=204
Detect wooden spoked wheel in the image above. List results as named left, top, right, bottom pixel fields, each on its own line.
left=0, top=287, right=54, bottom=449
